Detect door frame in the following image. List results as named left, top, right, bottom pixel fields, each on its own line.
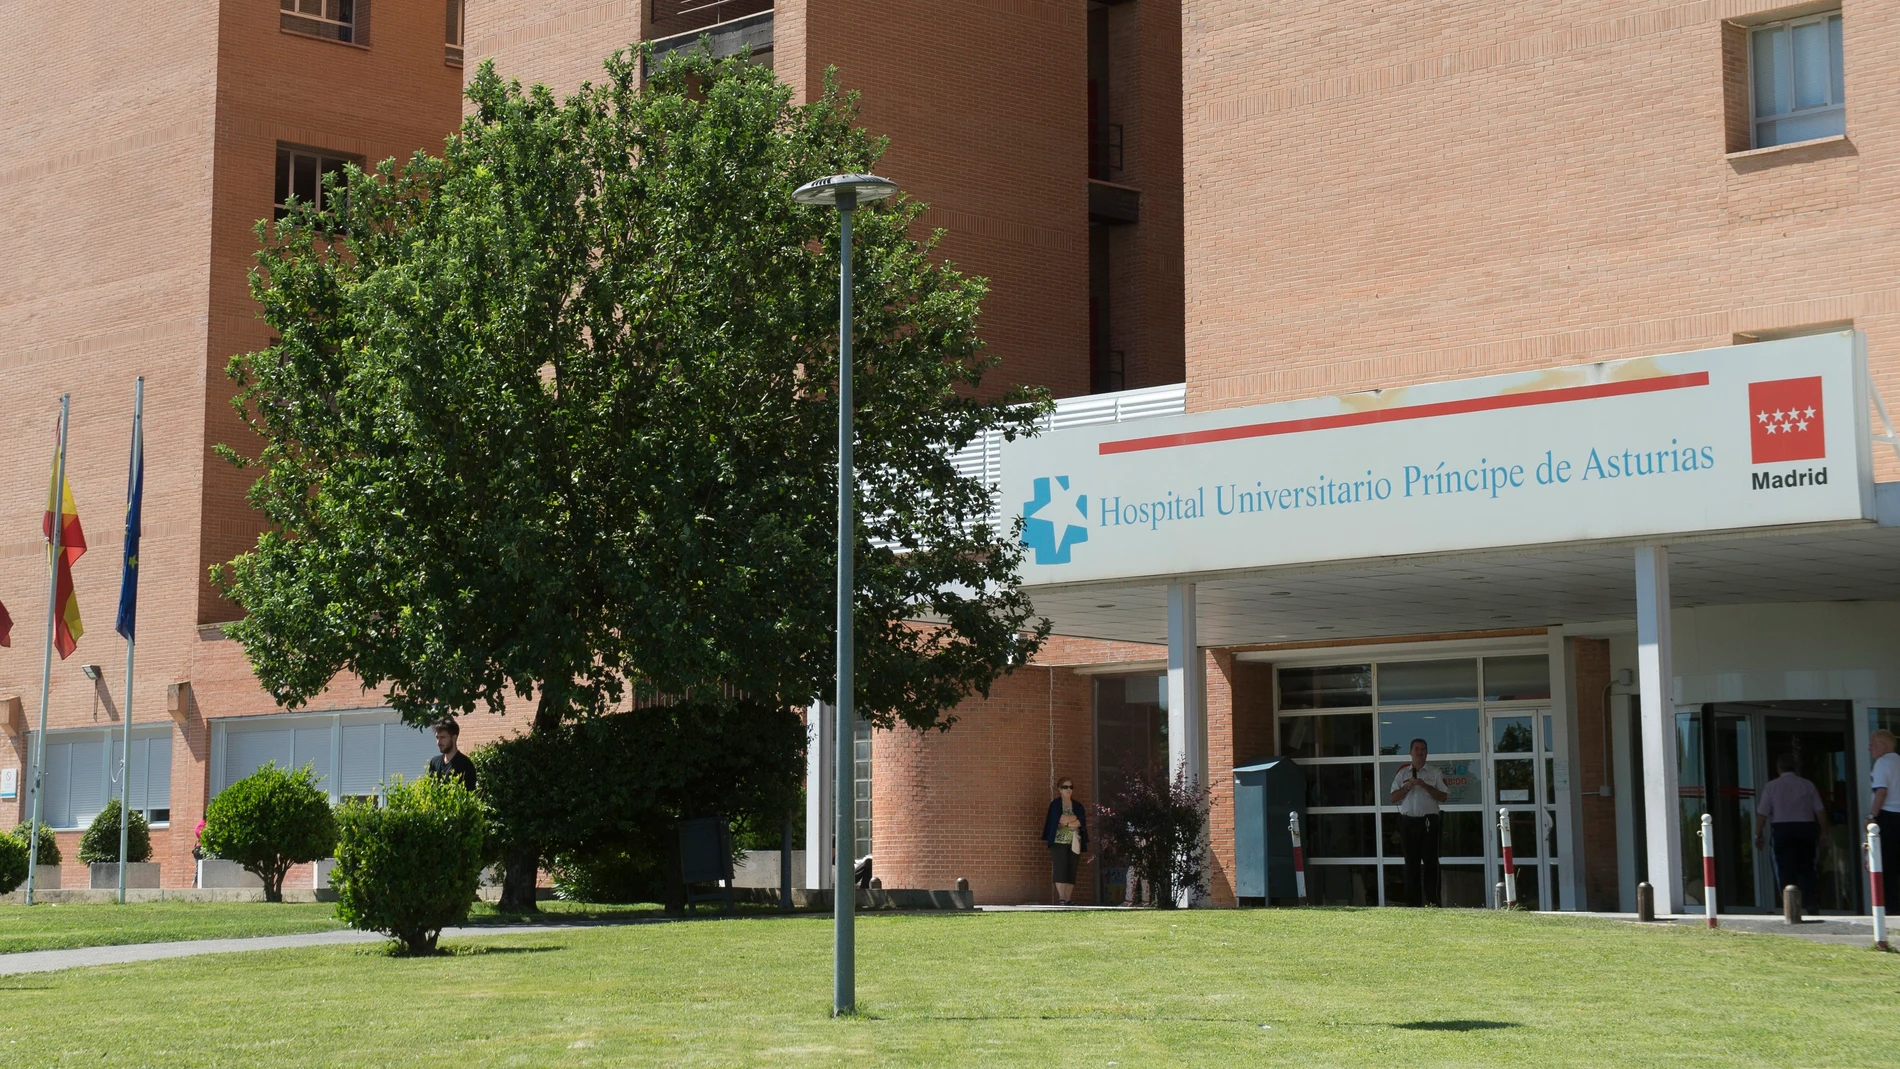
left=1483, top=707, right=1554, bottom=910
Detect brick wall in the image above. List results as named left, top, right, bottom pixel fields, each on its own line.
left=1571, top=637, right=1620, bottom=910
left=1183, top=0, right=1900, bottom=486
left=869, top=664, right=1095, bottom=905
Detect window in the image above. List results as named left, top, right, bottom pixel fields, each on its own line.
left=274, top=146, right=353, bottom=221
left=25, top=726, right=174, bottom=830
left=281, top=0, right=363, bottom=44
left=445, top=0, right=464, bottom=66
left=851, top=719, right=873, bottom=862
left=1751, top=11, right=1845, bottom=148
left=213, top=709, right=438, bottom=804
left=1278, top=655, right=1549, bottom=906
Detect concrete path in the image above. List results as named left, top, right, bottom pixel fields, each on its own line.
left=0, top=923, right=601, bottom=977
left=1568, top=910, right=1887, bottom=946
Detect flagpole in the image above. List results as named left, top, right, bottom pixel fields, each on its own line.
left=25, top=394, right=71, bottom=907
left=117, top=377, right=143, bottom=904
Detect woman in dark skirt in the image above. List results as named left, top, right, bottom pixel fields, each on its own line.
left=1042, top=777, right=1088, bottom=905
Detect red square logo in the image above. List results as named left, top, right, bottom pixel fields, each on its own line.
left=1748, top=377, right=1826, bottom=464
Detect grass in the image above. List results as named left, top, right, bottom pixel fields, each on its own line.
left=0, top=899, right=673, bottom=955
left=3, top=908, right=1898, bottom=1066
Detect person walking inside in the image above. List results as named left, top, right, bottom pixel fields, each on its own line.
left=427, top=718, right=476, bottom=790
left=1754, top=753, right=1828, bottom=911
left=1870, top=729, right=1900, bottom=910
left=1390, top=738, right=1448, bottom=907
left=1043, top=777, right=1088, bottom=906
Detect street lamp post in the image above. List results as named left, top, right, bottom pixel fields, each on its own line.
left=791, top=172, right=899, bottom=1019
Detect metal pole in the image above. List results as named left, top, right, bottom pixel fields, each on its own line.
left=25, top=394, right=72, bottom=907
left=833, top=191, right=858, bottom=1018
left=1287, top=811, right=1306, bottom=904
left=1700, top=812, right=1718, bottom=928
left=1867, top=821, right=1888, bottom=951
left=117, top=377, right=144, bottom=904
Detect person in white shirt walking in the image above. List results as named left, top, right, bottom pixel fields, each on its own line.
left=1752, top=753, right=1828, bottom=910
left=1390, top=738, right=1449, bottom=907
left=1869, top=729, right=1900, bottom=910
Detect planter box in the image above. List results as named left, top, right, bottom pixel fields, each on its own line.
left=32, top=865, right=60, bottom=889
left=732, top=849, right=806, bottom=888
left=196, top=859, right=263, bottom=889
left=90, top=862, right=161, bottom=889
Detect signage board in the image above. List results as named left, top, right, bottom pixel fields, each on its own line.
left=1003, top=334, right=1872, bottom=586
left=0, top=767, right=15, bottom=801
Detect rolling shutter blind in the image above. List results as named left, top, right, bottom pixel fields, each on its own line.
left=339, top=723, right=383, bottom=797
left=66, top=738, right=107, bottom=828
left=293, top=726, right=334, bottom=791
left=225, top=727, right=293, bottom=790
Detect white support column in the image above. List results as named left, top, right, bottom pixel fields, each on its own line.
left=1635, top=545, right=1684, bottom=915
left=1166, top=583, right=1207, bottom=906
left=805, top=701, right=835, bottom=890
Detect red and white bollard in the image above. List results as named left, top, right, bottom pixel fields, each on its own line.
left=1498, top=808, right=1518, bottom=909
left=1288, top=811, right=1307, bottom=904
left=1868, top=821, right=1888, bottom=951
left=1700, top=813, right=1718, bottom=929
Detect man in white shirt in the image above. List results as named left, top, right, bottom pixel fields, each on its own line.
left=1390, top=738, right=1449, bottom=907
left=1870, top=729, right=1900, bottom=909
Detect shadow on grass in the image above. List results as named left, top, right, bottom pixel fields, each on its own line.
left=448, top=944, right=566, bottom=957
left=1394, top=1020, right=1521, bottom=1032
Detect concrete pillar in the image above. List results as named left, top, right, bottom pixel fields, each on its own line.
left=805, top=701, right=835, bottom=890
left=1166, top=583, right=1206, bottom=789
left=1167, top=583, right=1207, bottom=906
left=1634, top=545, right=1684, bottom=914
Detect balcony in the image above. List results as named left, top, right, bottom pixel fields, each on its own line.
left=650, top=1, right=772, bottom=40
left=648, top=2, right=773, bottom=67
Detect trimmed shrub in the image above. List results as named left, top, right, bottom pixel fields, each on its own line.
left=78, top=800, right=153, bottom=865
left=333, top=774, right=487, bottom=955
left=10, top=821, right=61, bottom=868
left=200, top=762, right=336, bottom=902
left=0, top=833, right=26, bottom=895
left=549, top=848, right=665, bottom=905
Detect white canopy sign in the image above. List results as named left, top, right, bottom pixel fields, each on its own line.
left=1002, top=333, right=1872, bottom=586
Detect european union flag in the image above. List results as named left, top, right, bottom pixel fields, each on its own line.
left=115, top=388, right=143, bottom=642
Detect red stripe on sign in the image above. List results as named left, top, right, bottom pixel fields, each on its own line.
left=1099, top=372, right=1712, bottom=455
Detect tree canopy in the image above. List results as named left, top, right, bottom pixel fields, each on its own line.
left=219, top=47, right=1050, bottom=739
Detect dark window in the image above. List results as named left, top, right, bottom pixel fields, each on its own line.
left=274, top=146, right=354, bottom=221
left=281, top=0, right=364, bottom=46
left=1278, top=664, right=1373, bottom=709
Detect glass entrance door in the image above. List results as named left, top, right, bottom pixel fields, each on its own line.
left=1678, top=702, right=1857, bottom=914
left=1485, top=711, right=1555, bottom=909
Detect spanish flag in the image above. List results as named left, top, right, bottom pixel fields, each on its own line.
left=44, top=433, right=85, bottom=659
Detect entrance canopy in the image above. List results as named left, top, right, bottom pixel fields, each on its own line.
left=1003, top=332, right=1888, bottom=645
left=1025, top=516, right=1900, bottom=646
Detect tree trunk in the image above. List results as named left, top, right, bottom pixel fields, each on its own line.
left=497, top=842, right=541, bottom=912
left=497, top=685, right=569, bottom=912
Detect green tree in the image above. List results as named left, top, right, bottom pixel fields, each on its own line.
left=78, top=800, right=153, bottom=865
left=333, top=775, right=487, bottom=955
left=219, top=46, right=1047, bottom=911
left=200, top=763, right=337, bottom=902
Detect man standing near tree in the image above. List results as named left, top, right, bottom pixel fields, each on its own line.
left=427, top=719, right=476, bottom=791
left=1390, top=738, right=1448, bottom=907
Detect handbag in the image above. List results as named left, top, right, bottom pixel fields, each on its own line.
left=1067, top=801, right=1083, bottom=854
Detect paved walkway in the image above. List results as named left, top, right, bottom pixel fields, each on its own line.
left=1568, top=910, right=1886, bottom=946
left=0, top=923, right=601, bottom=977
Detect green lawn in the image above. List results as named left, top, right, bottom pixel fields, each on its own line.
left=0, top=900, right=668, bottom=955
left=3, top=908, right=1897, bottom=1066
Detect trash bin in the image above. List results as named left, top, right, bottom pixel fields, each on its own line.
left=1234, top=758, right=1306, bottom=903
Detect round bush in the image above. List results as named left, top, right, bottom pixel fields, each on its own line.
left=333, top=774, right=487, bottom=955
left=78, top=799, right=153, bottom=865
left=200, top=762, right=336, bottom=902
left=0, top=833, right=27, bottom=895
left=10, top=821, right=61, bottom=868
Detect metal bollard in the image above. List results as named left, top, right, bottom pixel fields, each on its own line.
left=1495, top=881, right=1506, bottom=909
left=1636, top=881, right=1655, bottom=922
left=1782, top=885, right=1801, bottom=924
left=1699, top=813, right=1718, bottom=929
left=1498, top=808, right=1518, bottom=909
left=1287, top=811, right=1307, bottom=905
left=955, top=877, right=969, bottom=893
left=1868, top=822, right=1889, bottom=952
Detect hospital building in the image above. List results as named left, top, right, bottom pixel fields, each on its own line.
left=7, top=1, right=1900, bottom=919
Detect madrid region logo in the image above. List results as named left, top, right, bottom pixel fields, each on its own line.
left=1748, top=376, right=1826, bottom=464
left=1023, top=475, right=1089, bottom=565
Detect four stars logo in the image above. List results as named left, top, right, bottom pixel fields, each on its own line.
left=1023, top=475, right=1089, bottom=565
left=1748, top=376, right=1826, bottom=464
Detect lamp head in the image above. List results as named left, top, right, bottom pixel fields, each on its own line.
left=80, top=664, right=102, bottom=681
left=792, top=173, right=899, bottom=208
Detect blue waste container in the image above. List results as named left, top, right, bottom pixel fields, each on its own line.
left=1234, top=759, right=1306, bottom=903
